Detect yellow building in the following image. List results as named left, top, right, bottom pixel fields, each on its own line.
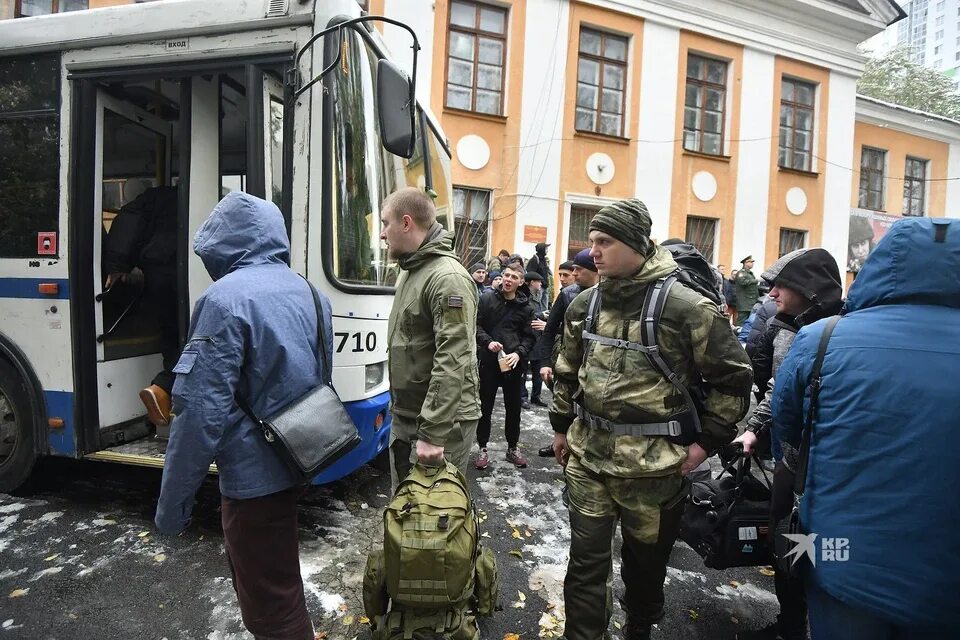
left=372, top=0, right=960, bottom=281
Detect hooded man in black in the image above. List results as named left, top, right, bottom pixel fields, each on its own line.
left=734, top=247, right=843, bottom=640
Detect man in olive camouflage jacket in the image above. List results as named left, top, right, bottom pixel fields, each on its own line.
left=548, top=199, right=753, bottom=640
left=381, top=188, right=481, bottom=491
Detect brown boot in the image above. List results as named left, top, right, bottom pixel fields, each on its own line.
left=139, top=385, right=171, bottom=427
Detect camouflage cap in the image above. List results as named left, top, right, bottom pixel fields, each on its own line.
left=589, top=198, right=653, bottom=256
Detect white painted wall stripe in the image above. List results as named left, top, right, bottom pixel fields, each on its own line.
left=823, top=71, right=859, bottom=272
left=732, top=47, right=774, bottom=271
left=635, top=22, right=680, bottom=241
left=946, top=143, right=960, bottom=219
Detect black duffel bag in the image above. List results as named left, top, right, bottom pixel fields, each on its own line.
left=679, top=450, right=773, bottom=569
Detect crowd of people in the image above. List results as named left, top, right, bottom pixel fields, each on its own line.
left=151, top=186, right=958, bottom=640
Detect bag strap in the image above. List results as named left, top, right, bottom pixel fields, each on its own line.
left=235, top=276, right=331, bottom=425
left=639, top=276, right=702, bottom=433
left=793, top=315, right=840, bottom=495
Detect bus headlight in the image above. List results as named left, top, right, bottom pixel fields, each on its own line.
left=365, top=361, right=385, bottom=392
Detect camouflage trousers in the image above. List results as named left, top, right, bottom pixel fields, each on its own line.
left=562, top=454, right=686, bottom=640
left=389, top=414, right=477, bottom=493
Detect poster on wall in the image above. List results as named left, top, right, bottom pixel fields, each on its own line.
left=847, top=208, right=902, bottom=273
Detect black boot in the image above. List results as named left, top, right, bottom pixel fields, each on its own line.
left=623, top=618, right=652, bottom=640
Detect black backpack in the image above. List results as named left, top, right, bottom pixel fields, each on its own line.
left=660, top=242, right=724, bottom=309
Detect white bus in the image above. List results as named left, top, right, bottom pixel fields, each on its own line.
left=0, top=0, right=453, bottom=491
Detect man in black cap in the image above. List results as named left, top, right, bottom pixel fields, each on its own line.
left=469, top=262, right=488, bottom=297
left=533, top=248, right=599, bottom=457
left=557, top=260, right=575, bottom=289
left=521, top=270, right=550, bottom=408
left=549, top=198, right=752, bottom=640
left=526, top=241, right=553, bottom=300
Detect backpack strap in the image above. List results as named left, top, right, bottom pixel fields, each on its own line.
left=638, top=276, right=702, bottom=434
left=793, top=315, right=840, bottom=495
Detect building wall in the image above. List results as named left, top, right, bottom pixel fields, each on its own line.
left=851, top=121, right=951, bottom=216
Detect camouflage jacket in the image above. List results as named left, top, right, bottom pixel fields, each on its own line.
left=388, top=227, right=481, bottom=446
left=549, top=246, right=753, bottom=477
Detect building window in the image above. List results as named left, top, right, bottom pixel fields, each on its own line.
left=683, top=54, right=727, bottom=156
left=936, top=29, right=944, bottom=40
left=567, top=205, right=600, bottom=260
left=902, top=157, right=928, bottom=217
left=15, top=0, right=86, bottom=16
left=575, top=27, right=628, bottom=137
left=452, top=187, right=491, bottom=266
left=936, top=14, right=945, bottom=25
left=858, top=147, right=886, bottom=211
left=778, top=78, right=815, bottom=172
left=778, top=228, right=807, bottom=257
left=445, top=0, right=507, bottom=116
left=937, top=0, right=945, bottom=10
left=685, top=216, right=718, bottom=263
left=935, top=45, right=942, bottom=54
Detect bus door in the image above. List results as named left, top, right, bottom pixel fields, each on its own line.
left=92, top=90, right=173, bottom=433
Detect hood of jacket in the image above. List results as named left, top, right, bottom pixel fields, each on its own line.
left=597, top=245, right=678, bottom=304
left=193, top=192, right=290, bottom=281
left=761, top=248, right=842, bottom=310
left=397, top=224, right=458, bottom=271
left=846, top=217, right=960, bottom=313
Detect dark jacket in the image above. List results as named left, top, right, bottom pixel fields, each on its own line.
left=722, top=277, right=737, bottom=306
left=103, top=186, right=178, bottom=282
left=156, top=192, right=332, bottom=534
left=772, top=218, right=960, bottom=630
left=734, top=268, right=759, bottom=313
left=530, top=283, right=581, bottom=363
left=526, top=251, right=553, bottom=299
left=742, top=296, right=777, bottom=356
left=746, top=248, right=843, bottom=464
left=476, top=289, right=536, bottom=364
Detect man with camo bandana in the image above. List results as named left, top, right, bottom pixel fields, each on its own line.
left=548, top=198, right=753, bottom=640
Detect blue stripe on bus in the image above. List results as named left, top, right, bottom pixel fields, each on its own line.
left=44, top=390, right=77, bottom=457
left=0, top=278, right=70, bottom=300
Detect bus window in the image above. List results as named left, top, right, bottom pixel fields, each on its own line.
left=0, top=54, right=61, bottom=258
left=327, top=28, right=427, bottom=288
left=424, top=119, right=453, bottom=230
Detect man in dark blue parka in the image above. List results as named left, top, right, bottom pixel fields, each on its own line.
left=772, top=217, right=960, bottom=639
left=156, top=192, right=332, bottom=640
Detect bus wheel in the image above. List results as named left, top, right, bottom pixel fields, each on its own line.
left=0, top=359, right=36, bottom=493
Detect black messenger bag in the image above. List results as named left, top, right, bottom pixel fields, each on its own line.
left=237, top=279, right=361, bottom=478
left=679, top=449, right=773, bottom=569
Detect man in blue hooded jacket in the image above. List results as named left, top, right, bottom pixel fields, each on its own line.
left=772, top=217, right=960, bottom=639
left=155, top=192, right=331, bottom=640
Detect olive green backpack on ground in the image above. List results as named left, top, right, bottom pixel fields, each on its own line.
left=363, top=462, right=499, bottom=639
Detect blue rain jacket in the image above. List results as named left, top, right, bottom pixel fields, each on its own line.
left=772, top=217, right=960, bottom=630
left=155, top=192, right=333, bottom=534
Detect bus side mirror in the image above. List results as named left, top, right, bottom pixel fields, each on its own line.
left=377, top=59, right=415, bottom=159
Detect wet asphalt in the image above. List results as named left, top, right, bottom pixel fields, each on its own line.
left=0, top=392, right=778, bottom=640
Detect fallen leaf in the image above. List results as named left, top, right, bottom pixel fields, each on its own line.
left=138, top=531, right=150, bottom=538
left=68, top=613, right=77, bottom=619
left=545, top=603, right=555, bottom=611
left=481, top=532, right=491, bottom=538
left=342, top=615, right=354, bottom=625
left=44, top=554, right=59, bottom=562
left=158, top=604, right=164, bottom=609
left=729, top=580, right=740, bottom=588
left=314, top=632, right=328, bottom=640
left=758, top=567, right=776, bottom=577
left=688, top=609, right=699, bottom=620
left=504, top=634, right=520, bottom=640
left=525, top=530, right=532, bottom=538
left=358, top=616, right=370, bottom=625
left=731, top=616, right=739, bottom=624
left=613, top=621, right=622, bottom=629
left=153, top=553, right=167, bottom=563
left=509, top=550, right=523, bottom=559
left=8, top=589, right=28, bottom=599
left=511, top=529, right=522, bottom=539
left=339, top=603, right=349, bottom=612
left=518, top=591, right=526, bottom=602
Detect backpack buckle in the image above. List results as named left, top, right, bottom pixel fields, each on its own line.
left=666, top=420, right=682, bottom=437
